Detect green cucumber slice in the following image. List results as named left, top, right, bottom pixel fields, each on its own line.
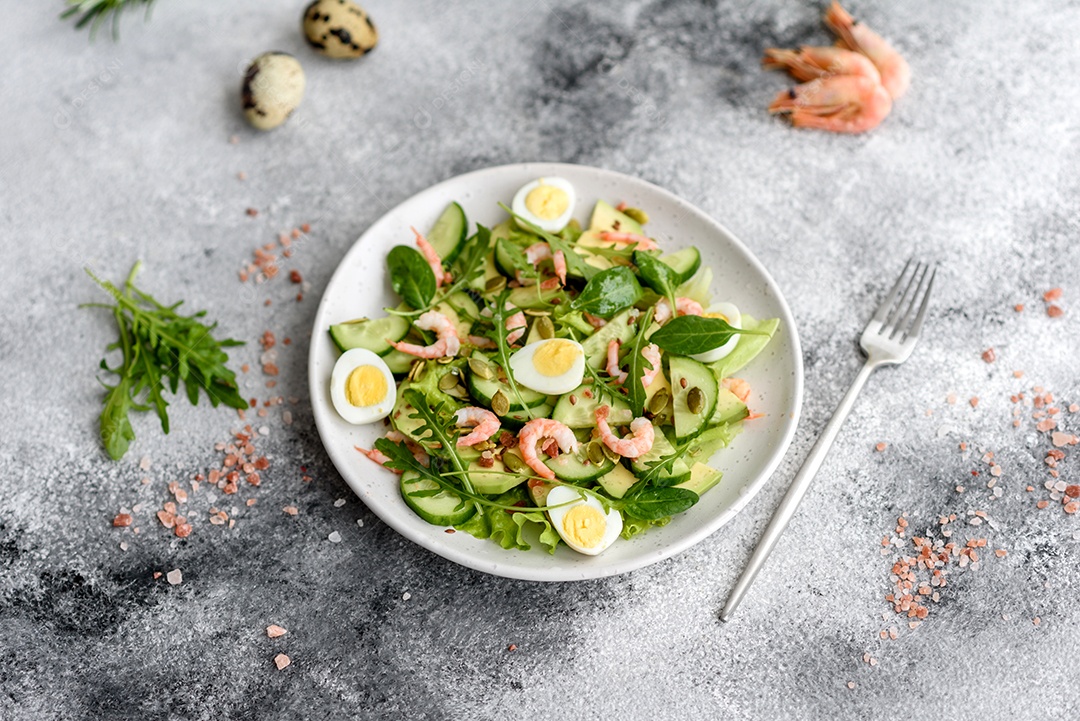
left=498, top=403, right=553, bottom=430
left=329, top=315, right=410, bottom=356
left=427, top=202, right=467, bottom=264
left=507, top=284, right=563, bottom=310
left=466, top=351, right=547, bottom=410
left=494, top=236, right=528, bottom=279
left=659, top=247, right=702, bottom=284
left=382, top=349, right=416, bottom=375
left=581, top=309, right=636, bottom=369
left=631, top=428, right=692, bottom=485
left=551, top=384, right=633, bottom=428
left=434, top=291, right=480, bottom=340
left=670, top=356, right=719, bottom=443
left=544, top=449, right=613, bottom=483
left=400, top=471, right=475, bottom=526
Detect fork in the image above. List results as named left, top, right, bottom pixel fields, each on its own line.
left=720, top=260, right=936, bottom=622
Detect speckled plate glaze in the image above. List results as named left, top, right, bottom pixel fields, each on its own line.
left=309, top=163, right=803, bottom=581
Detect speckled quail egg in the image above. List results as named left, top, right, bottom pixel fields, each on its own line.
left=546, top=486, right=623, bottom=556
left=330, top=348, right=396, bottom=424
left=511, top=177, right=576, bottom=233
left=303, top=0, right=379, bottom=59
left=690, top=302, right=742, bottom=363
left=242, top=52, right=305, bottom=130
left=509, top=338, right=585, bottom=395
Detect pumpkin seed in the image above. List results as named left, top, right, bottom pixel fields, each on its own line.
left=438, top=372, right=460, bottom=391
left=436, top=355, right=455, bottom=365
left=485, top=276, right=507, bottom=293
left=687, top=387, right=705, bottom=415
left=524, top=309, right=551, bottom=317
left=447, top=383, right=469, bottom=399
left=468, top=357, right=494, bottom=379
left=503, top=452, right=526, bottom=473
left=491, top=390, right=510, bottom=416
left=647, top=388, right=671, bottom=415
left=587, top=441, right=606, bottom=466
left=622, top=207, right=650, bottom=225
left=535, top=315, right=555, bottom=340
left=602, top=444, right=621, bottom=463
left=474, top=440, right=495, bottom=452
left=407, top=360, right=426, bottom=382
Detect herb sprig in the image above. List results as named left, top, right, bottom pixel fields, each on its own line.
left=62, top=0, right=156, bottom=40
left=84, top=263, right=247, bottom=460
left=489, top=290, right=533, bottom=419
left=623, top=307, right=657, bottom=416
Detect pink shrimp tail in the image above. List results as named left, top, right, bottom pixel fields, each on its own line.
left=412, top=227, right=447, bottom=286
left=606, top=339, right=628, bottom=384
left=639, top=344, right=661, bottom=388
left=355, top=445, right=401, bottom=474
left=598, top=231, right=659, bottom=250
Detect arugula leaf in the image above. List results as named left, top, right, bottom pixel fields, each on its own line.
left=623, top=307, right=656, bottom=416
left=399, top=388, right=480, bottom=504
left=496, top=237, right=535, bottom=279
left=633, top=250, right=679, bottom=311
left=621, top=487, right=699, bottom=521
left=100, top=377, right=137, bottom=460
left=489, top=291, right=532, bottom=419
left=499, top=202, right=597, bottom=281
left=569, top=266, right=643, bottom=318
left=387, top=245, right=437, bottom=309
left=649, top=315, right=767, bottom=356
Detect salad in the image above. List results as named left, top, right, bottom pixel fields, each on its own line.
left=326, top=177, right=779, bottom=556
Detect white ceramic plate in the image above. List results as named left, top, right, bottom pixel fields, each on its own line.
left=309, top=163, right=803, bottom=581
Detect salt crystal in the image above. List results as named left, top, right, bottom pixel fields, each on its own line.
left=993, top=487, right=1003, bottom=498
left=166, top=569, right=183, bottom=585
left=402, top=592, right=411, bottom=601
left=274, top=653, right=291, bottom=670
left=969, top=517, right=983, bottom=526
left=119, top=542, right=129, bottom=551
left=328, top=531, right=342, bottom=543
left=139, top=456, right=152, bottom=471
left=1054, top=481, right=1068, bottom=492
left=266, top=624, right=288, bottom=638
left=334, top=498, right=346, bottom=508
left=357, top=519, right=364, bottom=527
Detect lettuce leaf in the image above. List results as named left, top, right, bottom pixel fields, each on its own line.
left=620, top=515, right=672, bottom=540
left=454, top=487, right=560, bottom=554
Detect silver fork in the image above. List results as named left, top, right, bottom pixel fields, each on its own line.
left=720, top=260, right=936, bottom=622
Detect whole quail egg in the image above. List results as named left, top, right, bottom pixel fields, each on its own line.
left=242, top=52, right=305, bottom=131
left=303, top=0, right=379, bottom=59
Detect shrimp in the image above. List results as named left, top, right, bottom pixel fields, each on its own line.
left=606, top=340, right=662, bottom=388
left=768, top=75, right=892, bottom=134
left=824, top=2, right=910, bottom=100
left=525, top=242, right=568, bottom=286
left=412, top=227, right=449, bottom=286
left=505, top=304, right=527, bottom=345
left=762, top=46, right=881, bottom=84
left=723, top=377, right=752, bottom=403
left=654, top=297, right=704, bottom=325
left=355, top=445, right=399, bottom=473
left=597, top=231, right=659, bottom=251
left=594, top=406, right=655, bottom=459
left=454, top=407, right=501, bottom=447
left=518, top=418, right=579, bottom=480
left=385, top=430, right=431, bottom=466
left=388, top=310, right=461, bottom=359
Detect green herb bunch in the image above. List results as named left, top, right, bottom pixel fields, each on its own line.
left=84, top=262, right=247, bottom=460
left=62, top=0, right=157, bottom=39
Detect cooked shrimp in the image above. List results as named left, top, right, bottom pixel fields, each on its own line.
left=768, top=75, right=892, bottom=134
left=723, top=377, right=752, bottom=403
left=763, top=46, right=881, bottom=84
left=525, top=242, right=568, bottom=286
left=595, top=406, right=655, bottom=459
left=824, top=1, right=910, bottom=100
left=454, top=407, right=501, bottom=447
left=654, top=297, right=704, bottom=325
left=388, top=310, right=461, bottom=359
left=468, top=334, right=496, bottom=349
left=385, top=429, right=432, bottom=465
left=518, top=418, right=578, bottom=480
left=412, top=227, right=449, bottom=286
left=505, top=304, right=527, bottom=345
left=606, top=340, right=662, bottom=388
left=598, top=231, right=659, bottom=251
left=355, top=445, right=401, bottom=474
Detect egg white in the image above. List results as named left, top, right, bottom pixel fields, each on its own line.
left=690, top=302, right=742, bottom=364
left=509, top=338, right=585, bottom=395
left=330, top=348, right=396, bottom=425
left=546, top=486, right=623, bottom=556
left=511, top=177, right=576, bottom=233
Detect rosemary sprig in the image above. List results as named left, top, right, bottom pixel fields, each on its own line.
left=62, top=0, right=157, bottom=40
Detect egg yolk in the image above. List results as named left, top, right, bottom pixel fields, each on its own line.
left=562, top=505, right=607, bottom=548
left=704, top=312, right=730, bottom=322
left=532, top=339, right=579, bottom=377
left=345, top=365, right=387, bottom=407
left=525, top=184, right=570, bottom=220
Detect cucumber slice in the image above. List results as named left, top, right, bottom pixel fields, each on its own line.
left=631, top=428, right=692, bottom=485
left=551, top=384, right=633, bottom=428
left=494, top=237, right=528, bottom=279
left=589, top=200, right=644, bottom=235
left=433, top=291, right=480, bottom=340
left=710, top=387, right=749, bottom=425
left=401, top=470, right=475, bottom=526
left=499, top=403, right=553, bottom=430
left=670, top=356, right=719, bottom=443
left=382, top=349, right=416, bottom=375
left=674, top=462, right=722, bottom=496
left=472, top=221, right=510, bottom=294
left=709, top=316, right=779, bottom=380
left=329, top=315, right=410, bottom=356
left=581, top=309, right=636, bottom=369
left=466, top=351, right=547, bottom=410
left=544, top=449, right=613, bottom=483
left=468, top=455, right=526, bottom=495
left=427, top=202, right=467, bottom=264
left=659, top=247, right=702, bottom=284
left=596, top=463, right=637, bottom=499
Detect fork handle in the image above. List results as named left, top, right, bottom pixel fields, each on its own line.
left=720, top=359, right=878, bottom=621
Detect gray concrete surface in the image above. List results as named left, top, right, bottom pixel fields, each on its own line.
left=3, top=1, right=1080, bottom=718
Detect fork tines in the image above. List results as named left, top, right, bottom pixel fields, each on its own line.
left=872, top=259, right=936, bottom=341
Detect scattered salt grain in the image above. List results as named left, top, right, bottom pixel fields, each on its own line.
left=357, top=519, right=364, bottom=527
left=274, top=654, right=291, bottom=670
left=402, top=592, right=411, bottom=601
left=847, top=682, right=856, bottom=690
left=259, top=426, right=270, bottom=436
left=266, top=624, right=288, bottom=638
left=328, top=531, right=342, bottom=543
left=166, top=569, right=183, bottom=585
left=119, top=542, right=129, bottom=551
left=334, top=498, right=346, bottom=508
left=139, top=456, right=152, bottom=471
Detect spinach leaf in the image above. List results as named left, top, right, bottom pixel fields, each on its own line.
left=633, top=250, right=679, bottom=310
left=621, top=487, right=700, bottom=521
left=569, top=266, right=642, bottom=318
left=387, top=245, right=436, bottom=309
left=649, top=315, right=767, bottom=356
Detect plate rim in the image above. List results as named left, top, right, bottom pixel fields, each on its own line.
left=308, top=162, right=804, bottom=582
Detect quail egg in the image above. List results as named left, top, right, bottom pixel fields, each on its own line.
left=511, top=177, right=576, bottom=233
left=691, top=302, right=742, bottom=363
left=330, top=348, right=396, bottom=424
left=546, top=486, right=623, bottom=556
left=509, top=338, right=585, bottom=395
left=303, top=0, right=379, bottom=59
left=242, top=52, right=305, bottom=130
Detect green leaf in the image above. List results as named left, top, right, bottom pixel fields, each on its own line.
left=454, top=487, right=560, bottom=553
left=622, top=487, right=699, bottom=520
left=620, top=514, right=672, bottom=540
left=499, top=202, right=597, bottom=281
left=569, top=266, right=643, bottom=318
left=623, top=308, right=655, bottom=416
left=633, top=250, right=680, bottom=309
left=488, top=291, right=533, bottom=420
left=99, top=379, right=136, bottom=460
left=387, top=245, right=437, bottom=309
left=649, top=315, right=767, bottom=356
